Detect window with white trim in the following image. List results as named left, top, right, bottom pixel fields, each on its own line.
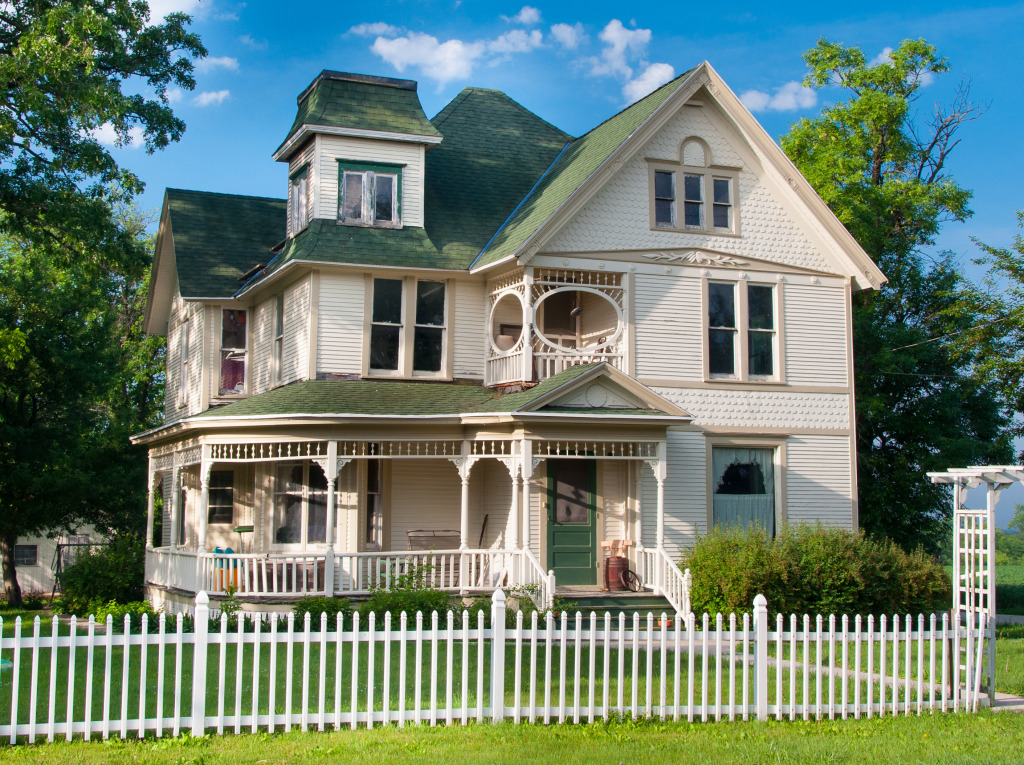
left=368, top=277, right=447, bottom=376
left=219, top=309, right=246, bottom=395
left=207, top=470, right=234, bottom=524
left=290, top=166, right=309, bottom=233
left=707, top=281, right=777, bottom=380
left=272, top=462, right=327, bottom=548
left=273, top=294, right=285, bottom=385
left=338, top=161, right=402, bottom=228
left=711, top=446, right=776, bottom=536
left=649, top=138, right=738, bottom=234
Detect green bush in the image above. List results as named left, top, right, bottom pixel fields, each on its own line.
left=59, top=535, right=144, bottom=614
left=681, top=524, right=950, bottom=618
left=359, top=588, right=454, bottom=622
left=292, top=596, right=354, bottom=626
left=89, top=599, right=157, bottom=624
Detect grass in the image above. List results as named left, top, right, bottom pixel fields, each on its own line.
left=996, top=565, right=1024, bottom=615
left=2, top=712, right=1024, bottom=764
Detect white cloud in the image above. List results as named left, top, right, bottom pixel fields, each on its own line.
left=623, top=62, right=674, bottom=104
left=92, top=123, right=145, bottom=149
left=869, top=46, right=894, bottom=67
left=146, top=0, right=201, bottom=19
left=740, top=81, right=817, bottom=113
left=589, top=19, right=651, bottom=79
left=195, top=89, right=230, bottom=106
left=502, top=6, right=541, bottom=25
left=165, top=87, right=184, bottom=104
left=239, top=34, right=268, bottom=50
left=196, top=56, right=239, bottom=73
left=371, top=32, right=486, bottom=86
left=348, top=22, right=403, bottom=37
left=549, top=22, right=585, bottom=51
left=489, top=28, right=543, bottom=55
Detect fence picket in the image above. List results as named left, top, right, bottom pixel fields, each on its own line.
left=866, top=615, right=874, bottom=719
left=102, top=616, right=113, bottom=739
left=802, top=615, right=810, bottom=722
left=268, top=614, right=279, bottom=733
left=941, top=613, right=949, bottom=713
left=349, top=612, right=359, bottom=731
left=776, top=613, right=783, bottom=721
left=701, top=613, right=709, bottom=722
left=891, top=614, right=900, bottom=717
left=790, top=614, right=798, bottom=722
left=558, top=612, right=568, bottom=724
left=47, top=618, right=58, bottom=742
left=216, top=614, right=227, bottom=734
left=446, top=611, right=455, bottom=726
left=399, top=612, right=408, bottom=728
left=365, top=612, right=375, bottom=731
left=515, top=611, right=525, bottom=724
left=675, top=614, right=683, bottom=722
left=646, top=613, right=655, bottom=720
left=688, top=612, right=696, bottom=723
left=285, top=614, right=295, bottom=733
left=841, top=615, right=849, bottom=720
left=67, top=616, right=78, bottom=742
left=318, top=614, right=328, bottom=732
left=716, top=613, right=724, bottom=722
left=588, top=612, right=597, bottom=723
left=616, top=613, right=625, bottom=720
left=827, top=614, right=835, bottom=721
left=254, top=616, right=263, bottom=734
left=430, top=611, right=439, bottom=728
left=462, top=610, right=470, bottom=726
left=741, top=613, right=749, bottom=722
left=172, top=614, right=183, bottom=738
left=530, top=612, right=539, bottom=724
left=917, top=614, right=924, bottom=716
left=879, top=615, right=887, bottom=717
left=904, top=613, right=912, bottom=716
left=814, top=614, right=822, bottom=721
left=414, top=612, right=423, bottom=726
left=476, top=610, right=485, bottom=724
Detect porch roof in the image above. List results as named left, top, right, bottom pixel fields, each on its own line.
left=195, top=362, right=674, bottom=418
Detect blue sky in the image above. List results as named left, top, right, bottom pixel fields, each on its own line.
left=121, top=0, right=1024, bottom=521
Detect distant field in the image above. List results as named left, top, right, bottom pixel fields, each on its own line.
left=997, top=565, right=1024, bottom=615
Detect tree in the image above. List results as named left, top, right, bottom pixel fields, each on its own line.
left=0, top=1, right=201, bottom=605
left=0, top=1, right=204, bottom=268
left=781, top=39, right=1014, bottom=552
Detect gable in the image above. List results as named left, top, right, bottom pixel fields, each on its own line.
left=542, top=94, right=838, bottom=276
left=540, top=380, right=648, bottom=410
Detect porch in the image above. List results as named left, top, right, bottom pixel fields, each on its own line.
left=143, top=435, right=688, bottom=613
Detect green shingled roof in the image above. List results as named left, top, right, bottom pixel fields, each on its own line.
left=424, top=87, right=570, bottom=261
left=471, top=71, right=692, bottom=268
left=193, top=363, right=650, bottom=419
left=166, top=189, right=285, bottom=298
left=268, top=219, right=455, bottom=273
left=279, top=71, right=441, bottom=154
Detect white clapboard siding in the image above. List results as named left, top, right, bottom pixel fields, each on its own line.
left=317, top=135, right=425, bottom=227
left=479, top=461, right=513, bottom=549
left=388, top=460, right=463, bottom=551
left=317, top=272, right=364, bottom=376
left=639, top=430, right=706, bottom=554
left=786, top=435, right=853, bottom=528
left=281, top=276, right=311, bottom=384
left=784, top=283, right=848, bottom=387
left=453, top=281, right=486, bottom=379
left=602, top=462, right=628, bottom=542
left=634, top=274, right=702, bottom=381
left=0, top=597, right=984, bottom=743
left=288, top=141, right=315, bottom=236
left=250, top=298, right=273, bottom=394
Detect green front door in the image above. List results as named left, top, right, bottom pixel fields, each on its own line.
left=547, top=459, right=597, bottom=585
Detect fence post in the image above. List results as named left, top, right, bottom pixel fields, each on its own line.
left=753, top=594, right=769, bottom=722
left=682, top=568, right=692, bottom=615
left=191, top=592, right=210, bottom=737
left=491, top=589, right=507, bottom=722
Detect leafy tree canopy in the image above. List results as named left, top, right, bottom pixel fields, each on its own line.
left=782, top=39, right=1013, bottom=552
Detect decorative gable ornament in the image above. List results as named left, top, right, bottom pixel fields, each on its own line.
left=642, top=250, right=749, bottom=268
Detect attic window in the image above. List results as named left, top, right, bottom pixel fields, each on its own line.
left=647, top=137, right=739, bottom=235
left=338, top=161, right=403, bottom=228
left=290, top=166, right=309, bottom=233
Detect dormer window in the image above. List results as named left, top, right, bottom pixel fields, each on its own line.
left=289, top=166, right=309, bottom=233
left=338, top=161, right=403, bottom=228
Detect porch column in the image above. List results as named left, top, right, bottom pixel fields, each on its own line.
left=197, top=451, right=212, bottom=553
left=145, top=459, right=157, bottom=551
left=522, top=267, right=534, bottom=383
left=520, top=439, right=534, bottom=551
left=450, top=443, right=479, bottom=596
left=169, top=464, right=180, bottom=549
left=655, top=442, right=668, bottom=550
left=509, top=470, right=521, bottom=551
left=314, top=443, right=347, bottom=599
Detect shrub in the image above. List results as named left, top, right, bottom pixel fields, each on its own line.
left=89, top=600, right=157, bottom=631
left=59, top=535, right=144, bottom=614
left=292, top=596, right=354, bottom=626
left=681, top=524, right=950, bottom=618
left=359, top=588, right=454, bottom=621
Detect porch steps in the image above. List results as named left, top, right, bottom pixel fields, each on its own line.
left=557, top=591, right=676, bottom=620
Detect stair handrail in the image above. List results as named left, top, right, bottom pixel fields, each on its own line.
left=518, top=547, right=554, bottom=610
left=653, top=546, right=691, bottom=616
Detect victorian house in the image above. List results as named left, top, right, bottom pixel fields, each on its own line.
left=135, top=63, right=884, bottom=613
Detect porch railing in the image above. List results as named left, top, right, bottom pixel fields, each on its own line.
left=635, top=546, right=691, bottom=616
left=335, top=549, right=510, bottom=596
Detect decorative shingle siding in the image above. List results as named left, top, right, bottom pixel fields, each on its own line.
left=316, top=272, right=365, bottom=376
left=317, top=135, right=425, bottom=226
left=452, top=280, right=486, bottom=379
left=281, top=276, right=311, bottom=384
left=652, top=387, right=850, bottom=431
left=544, top=103, right=834, bottom=275
left=634, top=274, right=703, bottom=381
left=786, top=435, right=853, bottom=527
left=784, top=283, right=849, bottom=387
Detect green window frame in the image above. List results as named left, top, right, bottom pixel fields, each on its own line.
left=337, top=160, right=404, bottom=228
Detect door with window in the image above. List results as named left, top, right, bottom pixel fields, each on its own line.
left=547, top=460, right=597, bottom=585
left=272, top=462, right=328, bottom=548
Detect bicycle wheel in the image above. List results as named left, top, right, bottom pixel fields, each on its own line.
left=619, top=568, right=642, bottom=593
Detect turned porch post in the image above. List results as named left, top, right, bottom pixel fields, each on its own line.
left=522, top=268, right=535, bottom=383
left=197, top=444, right=212, bottom=553
left=169, top=462, right=181, bottom=549
left=520, top=439, right=534, bottom=551
left=145, top=457, right=157, bottom=551
left=450, top=442, right=479, bottom=596
left=507, top=442, right=521, bottom=551
left=314, top=443, right=347, bottom=598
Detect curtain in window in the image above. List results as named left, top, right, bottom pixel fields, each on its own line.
left=712, top=447, right=775, bottom=536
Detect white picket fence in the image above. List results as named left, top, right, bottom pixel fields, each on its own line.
left=0, top=592, right=989, bottom=744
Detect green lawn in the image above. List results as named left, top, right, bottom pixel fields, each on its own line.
left=2, top=713, right=1024, bottom=764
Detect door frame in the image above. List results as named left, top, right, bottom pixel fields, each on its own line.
left=545, top=458, right=598, bottom=585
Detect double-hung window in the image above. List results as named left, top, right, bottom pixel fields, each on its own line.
left=706, top=281, right=778, bottom=380
left=338, top=162, right=402, bottom=228
left=273, top=294, right=285, bottom=385
left=272, top=462, right=328, bottom=548
left=207, top=470, right=234, bottom=524
left=219, top=309, right=247, bottom=395
left=290, top=166, right=309, bottom=233
left=649, top=138, right=738, bottom=234
left=368, top=277, right=447, bottom=377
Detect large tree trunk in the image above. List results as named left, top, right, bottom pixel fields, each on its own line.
left=0, top=530, right=23, bottom=607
